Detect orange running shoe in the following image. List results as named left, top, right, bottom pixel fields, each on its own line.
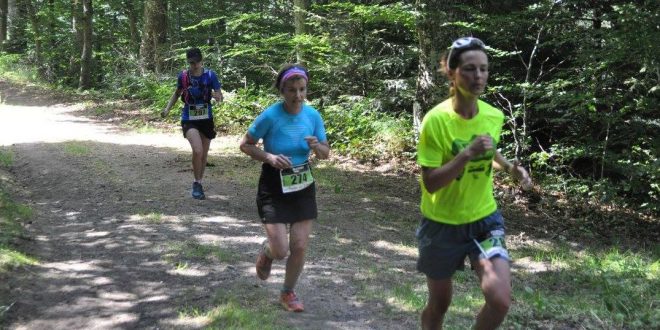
left=280, top=291, right=304, bottom=312
left=255, top=246, right=273, bottom=280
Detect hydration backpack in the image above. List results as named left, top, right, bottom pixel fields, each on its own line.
left=180, top=69, right=212, bottom=104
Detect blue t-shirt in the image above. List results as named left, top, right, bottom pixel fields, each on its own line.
left=177, top=68, right=221, bottom=121
left=248, top=102, right=327, bottom=166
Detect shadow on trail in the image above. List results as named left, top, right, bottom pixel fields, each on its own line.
left=1, top=139, right=426, bottom=329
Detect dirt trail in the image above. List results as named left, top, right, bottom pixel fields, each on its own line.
left=0, top=82, right=424, bottom=329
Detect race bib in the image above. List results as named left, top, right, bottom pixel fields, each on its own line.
left=188, top=104, right=210, bottom=120
left=474, top=230, right=509, bottom=260
left=280, top=162, right=314, bottom=193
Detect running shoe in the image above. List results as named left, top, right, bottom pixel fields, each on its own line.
left=192, top=182, right=205, bottom=200
left=280, top=291, right=304, bottom=312
left=255, top=244, right=273, bottom=280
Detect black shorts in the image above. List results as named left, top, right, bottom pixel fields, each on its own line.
left=416, top=210, right=510, bottom=280
left=181, top=119, right=216, bottom=140
left=256, top=163, right=317, bottom=224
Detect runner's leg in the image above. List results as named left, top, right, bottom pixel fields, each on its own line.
left=283, top=219, right=313, bottom=290
left=421, top=277, right=452, bottom=330
left=473, top=257, right=511, bottom=330
left=200, top=134, right=211, bottom=179
left=264, top=223, right=289, bottom=260
left=185, top=128, right=205, bottom=181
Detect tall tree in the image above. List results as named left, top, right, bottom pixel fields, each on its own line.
left=293, top=0, right=309, bottom=64
left=139, top=0, right=167, bottom=74
left=122, top=0, right=140, bottom=54
left=78, top=0, right=92, bottom=90
left=0, top=0, right=7, bottom=47
left=69, top=0, right=83, bottom=83
left=25, top=0, right=42, bottom=67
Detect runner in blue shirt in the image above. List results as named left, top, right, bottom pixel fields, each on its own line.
left=239, top=64, right=330, bottom=312
left=162, top=48, right=223, bottom=199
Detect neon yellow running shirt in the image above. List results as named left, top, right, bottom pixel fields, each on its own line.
left=417, top=98, right=504, bottom=225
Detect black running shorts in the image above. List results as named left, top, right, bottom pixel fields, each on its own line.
left=181, top=119, right=216, bottom=140
left=256, top=163, right=318, bottom=224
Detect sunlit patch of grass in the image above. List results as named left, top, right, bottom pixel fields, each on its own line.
left=174, top=261, right=189, bottom=270
left=63, top=141, right=91, bottom=156
left=0, top=149, right=14, bottom=167
left=389, top=282, right=427, bottom=312
left=207, top=299, right=286, bottom=330
left=0, top=54, right=35, bottom=82
left=0, top=247, right=38, bottom=273
left=0, top=188, right=37, bottom=273
left=202, top=288, right=288, bottom=330
left=179, top=298, right=286, bottom=330
left=139, top=211, right=163, bottom=223
left=508, top=245, right=659, bottom=329
left=163, top=240, right=238, bottom=268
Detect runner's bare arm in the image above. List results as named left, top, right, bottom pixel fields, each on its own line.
left=493, top=150, right=532, bottom=190
left=239, top=134, right=292, bottom=169
left=161, top=89, right=182, bottom=117
left=212, top=89, right=223, bottom=103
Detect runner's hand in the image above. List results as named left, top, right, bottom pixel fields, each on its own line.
left=160, top=109, right=169, bottom=118
left=304, top=136, right=320, bottom=150
left=511, top=160, right=533, bottom=191
left=267, top=153, right=292, bottom=169
left=465, top=135, right=493, bottom=159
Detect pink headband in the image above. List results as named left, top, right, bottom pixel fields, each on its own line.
left=281, top=67, right=308, bottom=84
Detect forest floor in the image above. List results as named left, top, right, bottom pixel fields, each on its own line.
left=0, top=80, right=656, bottom=330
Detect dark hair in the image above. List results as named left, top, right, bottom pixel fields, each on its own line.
left=274, top=64, right=309, bottom=91
left=186, top=47, right=203, bottom=62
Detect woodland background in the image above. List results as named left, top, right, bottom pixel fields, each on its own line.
left=0, top=0, right=658, bottom=215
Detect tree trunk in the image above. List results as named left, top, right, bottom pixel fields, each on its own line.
left=25, top=0, right=42, bottom=65
left=0, top=0, right=7, bottom=47
left=139, top=0, right=168, bottom=74
left=78, top=0, right=92, bottom=90
left=7, top=0, right=16, bottom=40
left=293, top=0, right=309, bottom=64
left=69, top=0, right=82, bottom=84
left=123, top=0, right=140, bottom=54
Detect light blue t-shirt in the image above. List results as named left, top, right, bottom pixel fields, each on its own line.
left=248, top=102, right=327, bottom=166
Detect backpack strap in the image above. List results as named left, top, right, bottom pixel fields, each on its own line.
left=200, top=69, right=211, bottom=103
left=180, top=70, right=190, bottom=104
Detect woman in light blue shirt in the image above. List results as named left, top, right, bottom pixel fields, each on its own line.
left=239, top=64, right=330, bottom=313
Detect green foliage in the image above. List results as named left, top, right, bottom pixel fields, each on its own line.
left=4, top=0, right=658, bottom=215
left=0, top=170, right=36, bottom=273
left=0, top=53, right=35, bottom=82
left=206, top=299, right=284, bottom=330
left=509, top=245, right=659, bottom=329
left=0, top=150, right=13, bottom=168
left=474, top=0, right=660, bottom=215
left=214, top=88, right=278, bottom=134
left=321, top=96, right=414, bottom=162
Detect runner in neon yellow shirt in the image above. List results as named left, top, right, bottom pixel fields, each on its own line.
left=418, top=98, right=504, bottom=224
left=416, top=37, right=532, bottom=330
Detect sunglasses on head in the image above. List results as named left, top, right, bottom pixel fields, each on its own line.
left=451, top=37, right=485, bottom=50
left=446, top=37, right=486, bottom=69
